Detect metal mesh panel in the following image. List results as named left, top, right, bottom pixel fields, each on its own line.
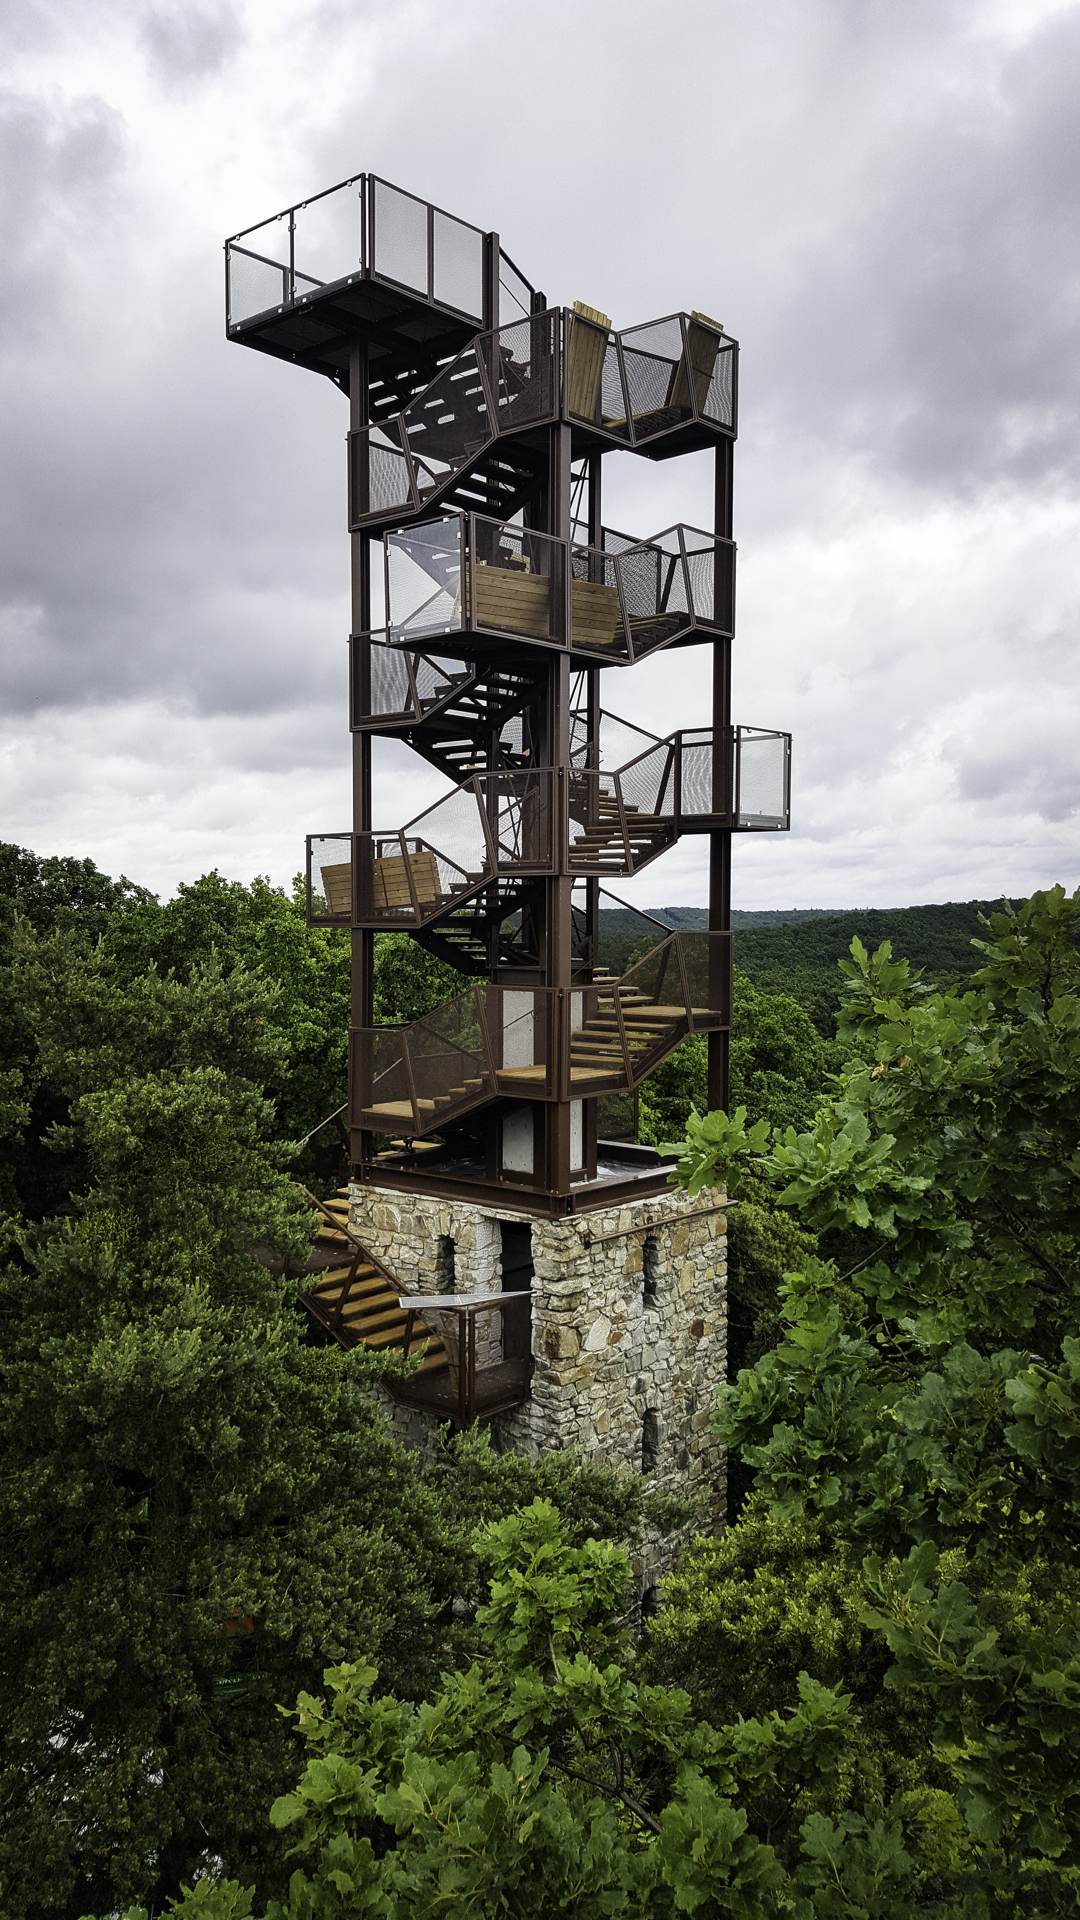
left=683, top=534, right=734, bottom=632
left=617, top=537, right=691, bottom=659
left=307, top=833, right=352, bottom=925
left=616, top=937, right=682, bottom=1012
left=601, top=339, right=630, bottom=438
left=432, top=209, right=483, bottom=319
left=412, top=653, right=462, bottom=707
left=411, top=783, right=492, bottom=894
left=291, top=181, right=361, bottom=291
left=481, top=315, right=557, bottom=431
left=403, top=348, right=491, bottom=499
left=679, top=734, right=715, bottom=817
left=702, top=343, right=735, bottom=427
left=227, top=244, right=288, bottom=324
left=373, top=179, right=428, bottom=295
left=569, top=545, right=628, bottom=659
left=490, top=771, right=553, bottom=870
left=678, top=933, right=732, bottom=1024
left=618, top=317, right=685, bottom=440
left=368, top=643, right=414, bottom=718
left=406, top=992, right=486, bottom=1102
left=613, top=543, right=661, bottom=619
left=682, top=541, right=715, bottom=625
left=617, top=741, right=675, bottom=819
left=737, top=730, right=790, bottom=828
left=365, top=425, right=413, bottom=516
left=363, top=1029, right=412, bottom=1123
left=387, top=520, right=463, bottom=643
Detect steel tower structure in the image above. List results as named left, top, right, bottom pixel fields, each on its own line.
left=225, top=175, right=789, bottom=1231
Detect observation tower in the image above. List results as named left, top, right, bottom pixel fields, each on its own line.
left=226, top=175, right=790, bottom=1533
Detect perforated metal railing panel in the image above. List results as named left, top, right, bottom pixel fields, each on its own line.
left=432, top=208, right=484, bottom=318
left=373, top=178, right=428, bottom=297
left=679, top=736, right=715, bottom=816
left=366, top=426, right=413, bottom=516
left=228, top=245, right=288, bottom=325
left=369, top=644, right=413, bottom=717
left=737, top=730, right=789, bottom=827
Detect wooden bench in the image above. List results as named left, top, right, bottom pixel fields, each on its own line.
left=467, top=563, right=623, bottom=651
left=567, top=300, right=611, bottom=423
left=666, top=311, right=724, bottom=414
left=319, top=862, right=352, bottom=917
left=370, top=849, right=442, bottom=911
left=571, top=577, right=623, bottom=649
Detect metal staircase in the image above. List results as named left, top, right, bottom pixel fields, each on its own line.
left=346, top=928, right=731, bottom=1139
left=228, top=168, right=791, bottom=1211
left=299, top=1189, right=448, bottom=1365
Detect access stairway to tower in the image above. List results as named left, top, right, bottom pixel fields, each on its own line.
left=351, top=647, right=545, bottom=784
left=299, top=1189, right=448, bottom=1364
left=299, top=1190, right=529, bottom=1425
left=306, top=718, right=789, bottom=942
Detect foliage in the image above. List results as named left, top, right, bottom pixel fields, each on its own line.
left=731, top=900, right=1027, bottom=1038
left=131, top=1503, right=977, bottom=1920
left=0, top=844, right=155, bottom=1215
left=639, top=969, right=838, bottom=1151
left=0, top=847, right=476, bottom=1215
left=643, top=1498, right=942, bottom=1804
left=370, top=933, right=471, bottom=1028
left=662, top=885, right=1080, bottom=1908
left=0, top=912, right=663, bottom=1920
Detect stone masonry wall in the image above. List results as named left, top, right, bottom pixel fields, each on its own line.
left=348, top=1181, right=728, bottom=1592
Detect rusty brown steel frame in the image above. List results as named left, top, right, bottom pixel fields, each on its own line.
left=225, top=170, right=790, bottom=1215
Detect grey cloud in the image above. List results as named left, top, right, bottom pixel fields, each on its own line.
left=754, top=8, right=1080, bottom=495
left=0, top=89, right=126, bottom=339
left=139, top=4, right=244, bottom=88
left=956, top=744, right=1080, bottom=821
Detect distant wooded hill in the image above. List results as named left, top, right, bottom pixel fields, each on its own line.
left=599, top=899, right=1023, bottom=1035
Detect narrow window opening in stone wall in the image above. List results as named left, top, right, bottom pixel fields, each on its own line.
left=642, top=1408, right=660, bottom=1475
left=500, top=1220, right=533, bottom=1362
left=642, top=1231, right=660, bottom=1307
left=500, top=1220, right=533, bottom=1290
left=437, top=1235, right=456, bottom=1292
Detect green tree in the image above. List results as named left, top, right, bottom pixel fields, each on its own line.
left=136, top=1502, right=976, bottom=1920
left=0, top=911, right=669, bottom=1920
left=639, top=970, right=837, bottom=1151
left=665, top=886, right=1080, bottom=1906
left=0, top=844, right=155, bottom=1215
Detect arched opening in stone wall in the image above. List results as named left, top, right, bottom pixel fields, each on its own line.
left=642, top=1231, right=660, bottom=1306
left=642, top=1407, right=660, bottom=1475
left=437, top=1234, right=456, bottom=1291
left=641, top=1583, right=662, bottom=1620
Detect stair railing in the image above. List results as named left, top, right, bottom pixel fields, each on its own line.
left=345, top=309, right=738, bottom=534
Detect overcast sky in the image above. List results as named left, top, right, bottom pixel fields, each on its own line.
left=2, top=0, right=1078, bottom=910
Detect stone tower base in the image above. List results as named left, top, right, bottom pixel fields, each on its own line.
left=348, top=1180, right=729, bottom=1596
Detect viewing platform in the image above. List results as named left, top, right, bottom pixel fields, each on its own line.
left=372, top=513, right=734, bottom=664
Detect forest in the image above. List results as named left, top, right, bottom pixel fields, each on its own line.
left=1, top=842, right=1078, bottom=1917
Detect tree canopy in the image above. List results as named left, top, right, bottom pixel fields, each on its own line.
left=663, top=885, right=1080, bottom=1906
